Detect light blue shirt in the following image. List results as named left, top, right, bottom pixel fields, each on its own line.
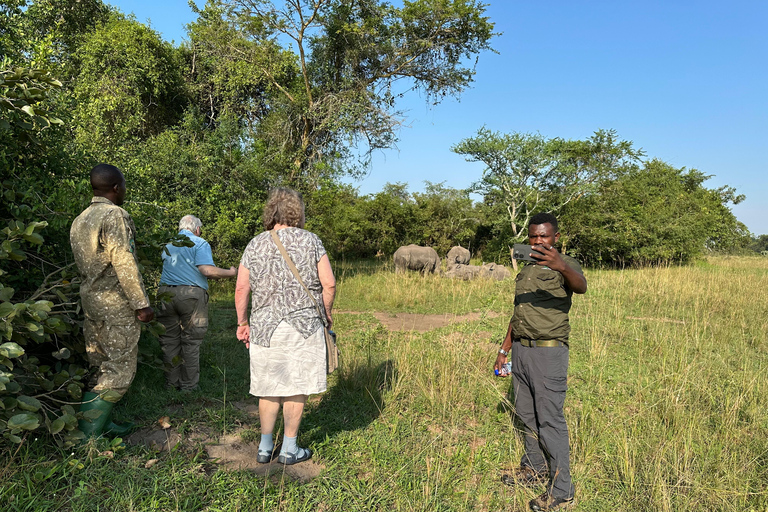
left=160, top=230, right=215, bottom=290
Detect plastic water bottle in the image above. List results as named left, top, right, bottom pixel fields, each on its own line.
left=495, top=362, right=512, bottom=377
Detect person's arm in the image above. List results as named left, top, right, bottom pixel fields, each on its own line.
left=198, top=265, right=237, bottom=279
left=317, top=254, right=336, bottom=330
left=234, top=264, right=251, bottom=348
left=196, top=240, right=237, bottom=279
left=494, top=318, right=515, bottom=372
left=531, top=245, right=587, bottom=294
left=102, top=211, right=153, bottom=319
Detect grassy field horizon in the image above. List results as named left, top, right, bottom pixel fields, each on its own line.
left=2, top=256, right=767, bottom=511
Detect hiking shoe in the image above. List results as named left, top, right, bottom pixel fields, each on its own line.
left=529, top=492, right=574, bottom=511
left=501, top=466, right=548, bottom=488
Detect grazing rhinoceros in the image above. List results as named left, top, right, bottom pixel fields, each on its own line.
left=445, top=262, right=511, bottom=281
left=393, top=245, right=441, bottom=274
left=479, top=262, right=511, bottom=281
left=445, top=263, right=481, bottom=280
left=445, top=246, right=470, bottom=270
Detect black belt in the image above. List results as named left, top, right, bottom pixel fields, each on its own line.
left=515, top=337, right=567, bottom=348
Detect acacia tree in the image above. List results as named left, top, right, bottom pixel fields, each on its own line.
left=214, top=0, right=496, bottom=186
left=452, top=128, right=643, bottom=263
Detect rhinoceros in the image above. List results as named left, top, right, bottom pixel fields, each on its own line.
left=445, top=262, right=511, bottom=281
left=479, top=262, right=511, bottom=281
left=444, top=263, right=480, bottom=280
left=393, top=245, right=441, bottom=274
left=445, top=246, right=471, bottom=270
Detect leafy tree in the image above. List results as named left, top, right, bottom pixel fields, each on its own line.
left=750, top=235, right=768, bottom=254
left=453, top=128, right=643, bottom=263
left=211, top=0, right=496, bottom=186
left=561, top=160, right=746, bottom=266
left=410, top=182, right=479, bottom=254
left=70, top=15, right=188, bottom=159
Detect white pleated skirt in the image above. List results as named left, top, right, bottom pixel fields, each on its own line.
left=248, top=321, right=327, bottom=397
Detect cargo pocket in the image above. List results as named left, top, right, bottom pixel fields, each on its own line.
left=542, top=375, right=567, bottom=392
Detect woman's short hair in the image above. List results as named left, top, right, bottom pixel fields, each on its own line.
left=263, top=188, right=305, bottom=230
left=179, top=215, right=202, bottom=233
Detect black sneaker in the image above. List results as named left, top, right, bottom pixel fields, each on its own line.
left=529, top=492, right=574, bottom=511
left=501, top=466, right=548, bottom=488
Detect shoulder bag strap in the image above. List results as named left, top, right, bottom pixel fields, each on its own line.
left=269, top=229, right=327, bottom=326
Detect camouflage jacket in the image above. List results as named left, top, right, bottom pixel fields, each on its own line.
left=70, top=197, right=149, bottom=322
left=511, top=254, right=583, bottom=342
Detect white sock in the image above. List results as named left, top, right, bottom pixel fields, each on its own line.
left=281, top=435, right=298, bottom=455
left=259, top=433, right=273, bottom=453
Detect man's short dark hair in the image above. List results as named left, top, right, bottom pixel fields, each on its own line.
left=529, top=212, right=558, bottom=232
left=90, top=163, right=123, bottom=192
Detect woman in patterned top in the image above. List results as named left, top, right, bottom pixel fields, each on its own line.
left=235, top=188, right=336, bottom=465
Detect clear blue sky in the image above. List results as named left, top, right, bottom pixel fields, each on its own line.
left=111, top=0, right=768, bottom=235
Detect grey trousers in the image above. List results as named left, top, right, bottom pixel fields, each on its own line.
left=510, top=341, right=575, bottom=500
left=157, top=285, right=209, bottom=390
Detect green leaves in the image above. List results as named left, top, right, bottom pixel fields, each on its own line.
left=7, top=412, right=40, bottom=431
left=0, top=342, right=24, bottom=358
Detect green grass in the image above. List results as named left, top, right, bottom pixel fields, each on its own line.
left=2, top=256, right=768, bottom=511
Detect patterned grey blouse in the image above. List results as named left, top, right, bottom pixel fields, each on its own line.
left=240, top=228, right=328, bottom=347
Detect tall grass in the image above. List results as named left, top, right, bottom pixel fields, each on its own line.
left=2, top=256, right=767, bottom=511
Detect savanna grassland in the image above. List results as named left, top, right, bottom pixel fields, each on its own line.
left=2, top=256, right=767, bottom=512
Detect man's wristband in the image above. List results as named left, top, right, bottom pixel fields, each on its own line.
left=238, top=321, right=249, bottom=327
left=498, top=348, right=509, bottom=356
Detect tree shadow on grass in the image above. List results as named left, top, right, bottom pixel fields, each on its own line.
left=300, top=359, right=397, bottom=445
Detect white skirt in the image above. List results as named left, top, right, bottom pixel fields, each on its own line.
left=248, top=321, right=327, bottom=397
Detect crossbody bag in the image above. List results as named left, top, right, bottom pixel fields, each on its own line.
left=270, top=230, right=339, bottom=374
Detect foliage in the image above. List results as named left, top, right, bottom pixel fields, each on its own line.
left=71, top=14, right=188, bottom=159
left=749, top=234, right=768, bottom=254
left=0, top=67, right=64, bottom=152
left=305, top=182, right=481, bottom=259
left=219, top=0, right=497, bottom=184
left=561, top=159, right=748, bottom=266
left=453, top=128, right=644, bottom=261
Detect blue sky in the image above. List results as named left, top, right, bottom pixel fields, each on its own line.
left=111, top=0, right=768, bottom=235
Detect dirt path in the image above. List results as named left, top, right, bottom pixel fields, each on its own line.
left=338, top=310, right=501, bottom=332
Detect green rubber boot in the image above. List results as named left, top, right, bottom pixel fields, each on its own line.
left=104, top=418, right=136, bottom=437
left=77, top=391, right=114, bottom=439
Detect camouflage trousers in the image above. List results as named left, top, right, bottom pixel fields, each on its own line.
left=84, top=317, right=141, bottom=399
left=157, top=285, right=209, bottom=391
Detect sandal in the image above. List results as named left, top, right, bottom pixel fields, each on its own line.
left=277, top=447, right=312, bottom=465
left=256, top=444, right=281, bottom=464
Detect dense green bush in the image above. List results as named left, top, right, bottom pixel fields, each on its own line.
left=561, top=160, right=749, bottom=266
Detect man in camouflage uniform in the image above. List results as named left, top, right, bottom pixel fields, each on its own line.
left=494, top=213, right=587, bottom=512
left=70, top=163, right=154, bottom=438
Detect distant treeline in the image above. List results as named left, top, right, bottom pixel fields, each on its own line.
left=1, top=0, right=753, bottom=274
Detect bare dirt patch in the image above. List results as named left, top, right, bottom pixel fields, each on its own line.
left=338, top=310, right=501, bottom=332
left=126, top=401, right=323, bottom=483
left=206, top=433, right=324, bottom=483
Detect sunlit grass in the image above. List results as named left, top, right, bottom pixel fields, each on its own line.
left=2, top=256, right=768, bottom=511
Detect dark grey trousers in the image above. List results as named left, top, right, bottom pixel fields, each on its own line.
left=510, top=341, right=575, bottom=500
left=157, top=285, right=209, bottom=390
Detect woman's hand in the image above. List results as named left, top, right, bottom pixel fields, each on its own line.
left=237, top=325, right=250, bottom=349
